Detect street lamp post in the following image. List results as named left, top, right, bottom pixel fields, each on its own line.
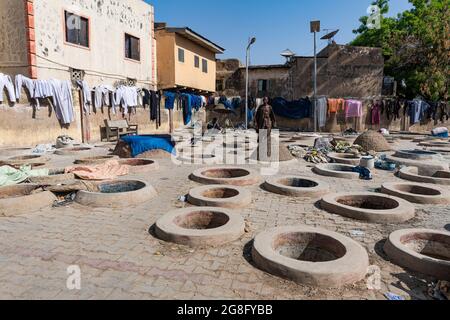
left=245, top=37, right=256, bottom=130
left=310, top=21, right=320, bottom=133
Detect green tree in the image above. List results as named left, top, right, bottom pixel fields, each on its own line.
left=351, top=0, right=450, bottom=100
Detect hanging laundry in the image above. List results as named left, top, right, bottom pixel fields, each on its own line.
left=408, top=99, right=430, bottom=125
left=270, top=97, right=311, bottom=119
left=315, top=97, right=328, bottom=128
left=164, top=91, right=176, bottom=110
left=181, top=93, right=193, bottom=125
left=113, top=86, right=138, bottom=115
left=94, top=84, right=114, bottom=110
left=76, top=80, right=92, bottom=114
left=345, top=99, right=363, bottom=118
left=0, top=73, right=16, bottom=103
left=15, top=74, right=40, bottom=108
left=49, top=79, right=75, bottom=125
left=371, top=100, right=383, bottom=125
left=34, top=80, right=53, bottom=99
left=327, top=98, right=345, bottom=115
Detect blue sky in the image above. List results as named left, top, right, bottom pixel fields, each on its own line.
left=147, top=0, right=412, bottom=65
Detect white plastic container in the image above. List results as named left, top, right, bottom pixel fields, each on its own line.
left=360, top=156, right=375, bottom=169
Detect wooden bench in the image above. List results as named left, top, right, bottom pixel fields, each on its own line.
left=104, top=119, right=138, bottom=142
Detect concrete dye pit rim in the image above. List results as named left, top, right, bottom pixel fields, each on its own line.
left=0, top=147, right=33, bottom=157
left=384, top=229, right=450, bottom=280
left=251, top=226, right=369, bottom=287
left=321, top=192, right=415, bottom=223
left=187, top=185, right=252, bottom=209
left=399, top=167, right=450, bottom=186
left=394, top=149, right=440, bottom=160
left=381, top=182, right=450, bottom=204
left=178, top=154, right=218, bottom=165
left=418, top=141, right=450, bottom=148
left=313, top=164, right=360, bottom=180
left=7, top=155, right=46, bottom=162
left=263, top=176, right=330, bottom=198
left=190, top=167, right=260, bottom=186
left=54, top=147, right=93, bottom=156
left=0, top=184, right=57, bottom=217
left=74, top=180, right=157, bottom=208
left=155, top=207, right=245, bottom=247
left=327, top=153, right=362, bottom=165
left=74, top=155, right=118, bottom=165
left=118, top=159, right=159, bottom=174
left=28, top=173, right=77, bottom=185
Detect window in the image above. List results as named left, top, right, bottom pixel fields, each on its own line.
left=125, top=34, right=140, bottom=61
left=258, top=79, right=269, bottom=92
left=64, top=11, right=89, bottom=48
left=202, top=59, right=208, bottom=73
left=216, top=79, right=224, bottom=91
left=178, top=48, right=185, bottom=63
left=194, top=55, right=200, bottom=68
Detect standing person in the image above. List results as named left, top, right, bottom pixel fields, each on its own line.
left=255, top=97, right=277, bottom=158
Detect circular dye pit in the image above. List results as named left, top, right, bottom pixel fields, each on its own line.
left=394, top=150, right=439, bottom=160
left=0, top=147, right=32, bottom=157
left=155, top=207, right=245, bottom=247
left=381, top=182, right=450, bottom=204
left=384, top=229, right=450, bottom=280
left=178, top=154, right=217, bottom=165
left=321, top=192, right=415, bottom=223
left=188, top=185, right=251, bottom=208
left=327, top=153, right=362, bottom=165
left=252, top=226, right=369, bottom=287
left=264, top=176, right=329, bottom=198
left=8, top=155, right=43, bottom=162
left=0, top=184, right=56, bottom=216
left=28, top=173, right=77, bottom=185
left=190, top=167, right=260, bottom=186
left=74, top=180, right=156, bottom=208
left=74, top=155, right=117, bottom=165
left=399, top=167, right=450, bottom=186
left=55, top=147, right=92, bottom=156
left=0, top=155, right=49, bottom=167
left=313, top=164, right=360, bottom=179
left=118, top=159, right=159, bottom=174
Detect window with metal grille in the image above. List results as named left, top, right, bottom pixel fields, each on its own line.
left=125, top=34, right=140, bottom=61
left=178, top=48, right=185, bottom=63
left=64, top=11, right=89, bottom=48
left=70, top=68, right=85, bottom=82
left=202, top=59, right=208, bottom=73
left=126, top=78, right=137, bottom=86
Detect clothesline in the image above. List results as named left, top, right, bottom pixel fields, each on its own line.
left=0, top=73, right=162, bottom=126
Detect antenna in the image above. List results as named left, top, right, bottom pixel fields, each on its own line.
left=321, top=29, right=339, bottom=44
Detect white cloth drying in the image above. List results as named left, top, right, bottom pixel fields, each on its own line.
left=0, top=73, right=16, bottom=103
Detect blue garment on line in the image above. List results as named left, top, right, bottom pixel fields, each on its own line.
left=409, top=99, right=430, bottom=125
left=218, top=96, right=233, bottom=109
left=271, top=97, right=312, bottom=119
left=181, top=94, right=193, bottom=125
left=164, top=92, right=176, bottom=110
left=121, top=135, right=175, bottom=158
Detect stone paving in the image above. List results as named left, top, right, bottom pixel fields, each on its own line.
left=0, top=137, right=449, bottom=300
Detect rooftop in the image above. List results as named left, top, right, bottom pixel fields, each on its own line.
left=155, top=23, right=225, bottom=54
